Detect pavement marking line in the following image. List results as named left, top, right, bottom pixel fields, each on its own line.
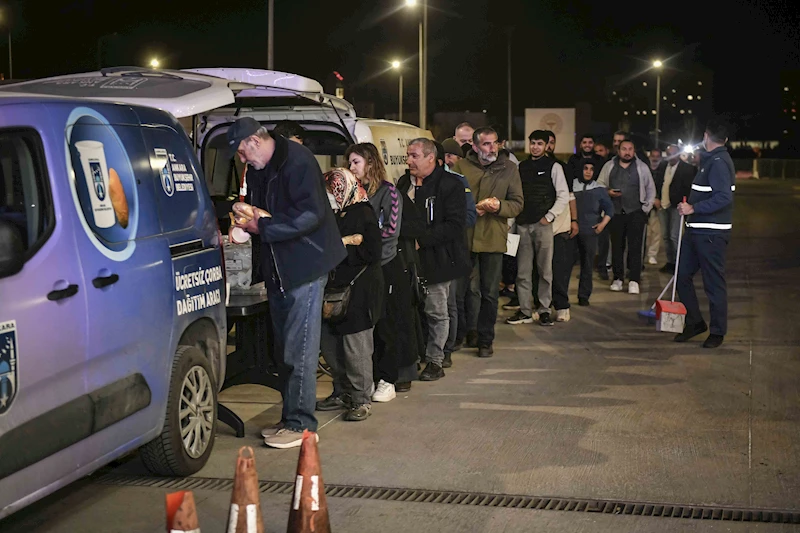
left=479, top=368, right=552, bottom=375
left=466, top=379, right=539, bottom=385
left=318, top=412, right=344, bottom=431
left=428, top=393, right=473, bottom=396
left=459, top=402, right=611, bottom=414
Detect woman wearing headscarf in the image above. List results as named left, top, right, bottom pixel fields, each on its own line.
left=316, top=168, right=384, bottom=421
left=346, top=143, right=404, bottom=402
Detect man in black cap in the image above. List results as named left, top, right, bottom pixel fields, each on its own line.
left=231, top=117, right=346, bottom=449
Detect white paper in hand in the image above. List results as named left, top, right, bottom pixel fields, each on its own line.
left=505, top=233, right=521, bottom=257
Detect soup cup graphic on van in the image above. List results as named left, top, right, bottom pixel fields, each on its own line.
left=74, top=140, right=116, bottom=228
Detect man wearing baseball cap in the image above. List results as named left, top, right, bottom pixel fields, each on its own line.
left=229, top=117, right=346, bottom=449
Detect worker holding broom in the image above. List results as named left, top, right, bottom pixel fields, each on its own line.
left=674, top=118, right=736, bottom=349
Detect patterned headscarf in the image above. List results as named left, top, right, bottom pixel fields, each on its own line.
left=324, top=168, right=369, bottom=210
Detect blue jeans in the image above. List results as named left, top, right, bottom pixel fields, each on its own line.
left=269, top=275, right=326, bottom=432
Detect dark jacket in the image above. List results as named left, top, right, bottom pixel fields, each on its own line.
left=397, top=166, right=470, bottom=285
left=685, top=146, right=735, bottom=234
left=567, top=153, right=606, bottom=183
left=328, top=202, right=384, bottom=335
left=251, top=135, right=346, bottom=294
left=573, top=181, right=615, bottom=235
left=653, top=159, right=696, bottom=208
left=445, top=167, right=478, bottom=228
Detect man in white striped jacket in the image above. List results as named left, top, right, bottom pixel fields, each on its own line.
left=674, top=118, right=736, bottom=349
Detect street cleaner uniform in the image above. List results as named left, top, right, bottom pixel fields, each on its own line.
left=676, top=146, right=735, bottom=337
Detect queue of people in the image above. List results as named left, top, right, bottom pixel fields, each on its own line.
left=227, top=116, right=735, bottom=449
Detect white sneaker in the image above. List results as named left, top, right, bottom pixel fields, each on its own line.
left=648, top=256, right=658, bottom=265
left=610, top=280, right=623, bottom=292
left=556, top=309, right=571, bottom=322
left=372, top=380, right=396, bottom=403
left=628, top=281, right=640, bottom=294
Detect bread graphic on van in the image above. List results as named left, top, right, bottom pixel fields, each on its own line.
left=108, top=167, right=129, bottom=229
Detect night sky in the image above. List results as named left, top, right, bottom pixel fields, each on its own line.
left=3, top=0, right=799, bottom=121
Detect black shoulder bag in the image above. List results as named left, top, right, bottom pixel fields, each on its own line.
left=322, top=265, right=369, bottom=321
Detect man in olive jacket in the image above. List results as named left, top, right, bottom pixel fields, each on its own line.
left=453, top=127, right=524, bottom=357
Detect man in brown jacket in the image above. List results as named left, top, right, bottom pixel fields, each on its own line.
left=453, top=127, right=524, bottom=357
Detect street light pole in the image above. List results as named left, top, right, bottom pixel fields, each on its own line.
left=418, top=21, right=424, bottom=128
left=653, top=60, right=663, bottom=149
left=267, top=0, right=274, bottom=70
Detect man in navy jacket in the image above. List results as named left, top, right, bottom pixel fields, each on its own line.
left=231, top=117, right=346, bottom=447
left=674, top=118, right=736, bottom=349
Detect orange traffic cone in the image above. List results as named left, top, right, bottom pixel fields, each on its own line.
left=166, top=491, right=200, bottom=533
left=227, top=446, right=265, bottom=533
left=287, top=430, right=330, bottom=533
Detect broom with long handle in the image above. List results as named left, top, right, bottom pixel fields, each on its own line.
left=638, top=197, right=686, bottom=320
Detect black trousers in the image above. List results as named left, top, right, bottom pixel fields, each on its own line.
left=373, top=255, right=404, bottom=384
left=596, top=225, right=610, bottom=269
left=552, top=233, right=574, bottom=310
left=577, top=233, right=598, bottom=300
left=609, top=210, right=647, bottom=283
left=676, top=231, right=730, bottom=336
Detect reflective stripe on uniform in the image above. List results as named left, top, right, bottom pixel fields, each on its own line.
left=686, top=222, right=732, bottom=230
left=691, top=184, right=736, bottom=192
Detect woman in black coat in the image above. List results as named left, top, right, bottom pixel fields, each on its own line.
left=316, top=168, right=384, bottom=422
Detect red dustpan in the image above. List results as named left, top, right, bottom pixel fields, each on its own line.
left=656, top=197, right=687, bottom=333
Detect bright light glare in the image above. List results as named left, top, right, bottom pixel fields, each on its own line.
left=684, top=145, right=693, bottom=153
left=150, top=58, right=160, bottom=68
left=391, top=60, right=401, bottom=69
left=653, top=60, right=663, bottom=68
left=405, top=0, right=417, bottom=5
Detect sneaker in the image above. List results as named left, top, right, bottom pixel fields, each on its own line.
left=345, top=404, right=371, bottom=421
left=648, top=256, right=658, bottom=265
left=478, top=344, right=494, bottom=358
left=674, top=321, right=709, bottom=343
left=264, top=428, right=318, bottom=449
left=506, top=310, right=534, bottom=325
left=556, top=309, right=571, bottom=322
left=372, top=380, right=396, bottom=402
left=442, top=352, right=453, bottom=368
left=465, top=330, right=479, bottom=348
left=395, top=381, right=411, bottom=392
left=260, top=421, right=285, bottom=438
left=419, top=362, right=445, bottom=381
left=610, top=280, right=623, bottom=292
left=499, top=287, right=515, bottom=299
left=703, top=334, right=724, bottom=349
left=316, top=394, right=347, bottom=412
left=660, top=263, right=675, bottom=273
left=628, top=281, right=640, bottom=294
left=578, top=298, right=590, bottom=307
left=502, top=295, right=520, bottom=310
left=539, top=312, right=554, bottom=326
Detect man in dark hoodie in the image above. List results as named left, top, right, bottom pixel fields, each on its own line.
left=230, top=117, right=346, bottom=449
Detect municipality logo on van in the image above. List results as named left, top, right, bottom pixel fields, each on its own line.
left=161, top=165, right=175, bottom=197
left=0, top=320, right=18, bottom=415
left=380, top=140, right=389, bottom=166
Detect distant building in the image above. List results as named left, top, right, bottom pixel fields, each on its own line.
left=602, top=66, right=714, bottom=149
left=780, top=70, right=799, bottom=138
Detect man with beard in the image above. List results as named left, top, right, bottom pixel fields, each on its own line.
left=595, top=142, right=610, bottom=161
left=567, top=134, right=606, bottom=183
left=453, top=127, right=523, bottom=357
left=597, top=139, right=656, bottom=294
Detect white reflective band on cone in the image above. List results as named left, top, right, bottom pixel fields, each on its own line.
left=687, top=222, right=732, bottom=230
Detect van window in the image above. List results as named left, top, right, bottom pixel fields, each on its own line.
left=202, top=124, right=349, bottom=199
left=142, top=126, right=205, bottom=233
left=0, top=130, right=52, bottom=254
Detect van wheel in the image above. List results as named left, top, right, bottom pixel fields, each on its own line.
left=141, top=346, right=217, bottom=476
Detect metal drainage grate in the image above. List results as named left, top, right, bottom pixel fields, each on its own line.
left=95, top=474, right=800, bottom=524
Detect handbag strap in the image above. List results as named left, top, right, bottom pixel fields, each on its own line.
left=350, top=265, right=369, bottom=286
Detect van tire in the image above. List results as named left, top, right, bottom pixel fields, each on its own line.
left=140, top=346, right=217, bottom=476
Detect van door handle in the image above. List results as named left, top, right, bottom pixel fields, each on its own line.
left=47, top=284, right=79, bottom=301
left=92, top=274, right=120, bottom=288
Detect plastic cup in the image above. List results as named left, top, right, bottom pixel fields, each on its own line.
left=74, top=140, right=116, bottom=228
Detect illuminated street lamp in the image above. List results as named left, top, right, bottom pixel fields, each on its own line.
left=652, top=59, right=664, bottom=148
left=150, top=58, right=160, bottom=69
left=392, top=60, right=403, bottom=122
